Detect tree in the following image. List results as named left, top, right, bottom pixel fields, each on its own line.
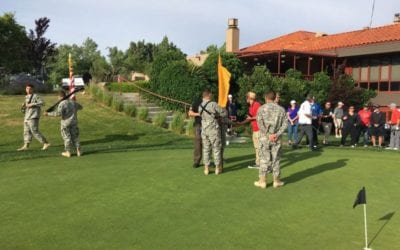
left=149, top=37, right=186, bottom=94
left=48, top=38, right=109, bottom=85
left=108, top=46, right=127, bottom=76
left=0, top=13, right=31, bottom=73
left=155, top=60, right=209, bottom=110
left=201, top=51, right=243, bottom=96
left=236, top=65, right=278, bottom=117
left=28, top=17, right=56, bottom=79
left=328, top=74, right=377, bottom=107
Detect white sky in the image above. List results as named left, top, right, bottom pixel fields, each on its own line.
left=1, top=0, right=399, bottom=55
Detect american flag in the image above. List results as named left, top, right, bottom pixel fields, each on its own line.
left=68, top=53, right=76, bottom=100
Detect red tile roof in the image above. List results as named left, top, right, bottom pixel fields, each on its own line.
left=239, top=23, right=400, bottom=56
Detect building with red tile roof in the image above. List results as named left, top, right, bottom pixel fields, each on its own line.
left=230, top=15, right=400, bottom=115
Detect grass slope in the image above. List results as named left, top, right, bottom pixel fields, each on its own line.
left=0, top=94, right=399, bottom=250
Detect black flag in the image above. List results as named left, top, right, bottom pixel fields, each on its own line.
left=353, top=187, right=367, bottom=208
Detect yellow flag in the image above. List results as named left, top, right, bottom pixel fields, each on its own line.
left=218, top=55, right=231, bottom=108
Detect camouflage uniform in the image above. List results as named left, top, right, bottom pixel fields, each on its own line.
left=256, top=102, right=287, bottom=177
left=199, top=100, right=223, bottom=167
left=23, top=94, right=48, bottom=144
left=47, top=100, right=83, bottom=152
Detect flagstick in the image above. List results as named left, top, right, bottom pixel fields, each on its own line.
left=363, top=204, right=372, bottom=250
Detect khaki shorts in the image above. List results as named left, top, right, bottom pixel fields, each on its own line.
left=334, top=118, right=343, bottom=128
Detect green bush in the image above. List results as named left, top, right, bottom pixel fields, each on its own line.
left=102, top=91, right=113, bottom=107
left=89, top=84, right=104, bottom=102
left=185, top=118, right=195, bottom=136
left=137, top=107, right=149, bottom=121
left=170, top=111, right=185, bottom=134
left=149, top=60, right=208, bottom=111
left=124, top=103, right=137, bottom=117
left=153, top=112, right=167, bottom=128
left=112, top=95, right=124, bottom=112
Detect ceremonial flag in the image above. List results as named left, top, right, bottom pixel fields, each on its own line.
left=68, top=53, right=76, bottom=100
left=217, top=55, right=231, bottom=108
left=353, top=187, right=367, bottom=208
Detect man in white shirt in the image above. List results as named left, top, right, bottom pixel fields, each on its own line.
left=292, top=95, right=315, bottom=150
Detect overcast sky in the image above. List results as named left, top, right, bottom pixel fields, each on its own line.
left=1, top=0, right=399, bottom=56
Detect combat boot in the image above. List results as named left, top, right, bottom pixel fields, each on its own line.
left=215, top=166, right=222, bottom=175
left=17, top=143, right=29, bottom=151
left=204, top=166, right=209, bottom=175
left=254, top=176, right=267, bottom=189
left=61, top=151, right=71, bottom=158
left=273, top=176, right=285, bottom=188
left=76, top=148, right=82, bottom=157
left=42, top=143, right=50, bottom=150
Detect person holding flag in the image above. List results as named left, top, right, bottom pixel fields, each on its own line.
left=45, top=91, right=83, bottom=157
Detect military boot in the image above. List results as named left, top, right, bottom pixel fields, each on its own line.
left=17, top=143, right=29, bottom=151
left=215, top=166, right=222, bottom=175
left=273, top=176, right=285, bottom=188
left=61, top=151, right=71, bottom=158
left=254, top=176, right=267, bottom=189
left=204, top=166, right=209, bottom=176
left=42, top=143, right=51, bottom=150
left=76, top=148, right=82, bottom=157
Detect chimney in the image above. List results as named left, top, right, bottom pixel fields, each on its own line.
left=226, top=18, right=239, bottom=52
left=394, top=13, right=400, bottom=23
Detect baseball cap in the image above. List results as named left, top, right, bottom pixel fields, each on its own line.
left=290, top=100, right=296, bottom=104
left=389, top=103, right=397, bottom=108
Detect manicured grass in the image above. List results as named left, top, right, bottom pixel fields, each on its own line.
left=0, top=94, right=399, bottom=250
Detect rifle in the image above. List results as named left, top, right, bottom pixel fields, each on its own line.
left=46, top=88, right=84, bottom=112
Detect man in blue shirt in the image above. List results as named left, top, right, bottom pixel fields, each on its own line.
left=308, top=96, right=322, bottom=147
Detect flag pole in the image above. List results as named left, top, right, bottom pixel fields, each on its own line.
left=363, top=204, right=371, bottom=250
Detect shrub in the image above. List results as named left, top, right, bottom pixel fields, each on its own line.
left=185, top=118, right=195, bottom=136
left=153, top=112, right=167, bottom=128
left=112, top=95, right=124, bottom=112
left=137, top=107, right=149, bottom=121
left=102, top=91, right=113, bottom=107
left=170, top=111, right=185, bottom=134
left=124, top=103, right=137, bottom=117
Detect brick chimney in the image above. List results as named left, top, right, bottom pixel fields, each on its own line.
left=226, top=18, right=239, bottom=52
left=394, top=13, right=400, bottom=23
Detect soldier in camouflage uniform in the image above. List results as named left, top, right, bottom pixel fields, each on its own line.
left=17, top=84, right=50, bottom=151
left=199, top=89, right=224, bottom=175
left=45, top=91, right=83, bottom=158
left=254, top=91, right=287, bottom=189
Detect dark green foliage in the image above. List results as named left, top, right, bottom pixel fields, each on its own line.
left=0, top=13, right=31, bottom=73
left=237, top=66, right=280, bottom=117
left=170, top=111, right=185, bottom=134
left=151, top=61, right=208, bottom=111
left=308, top=72, right=332, bottom=104
left=201, top=51, right=243, bottom=95
left=328, top=74, right=377, bottom=107
left=28, top=17, right=56, bottom=78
